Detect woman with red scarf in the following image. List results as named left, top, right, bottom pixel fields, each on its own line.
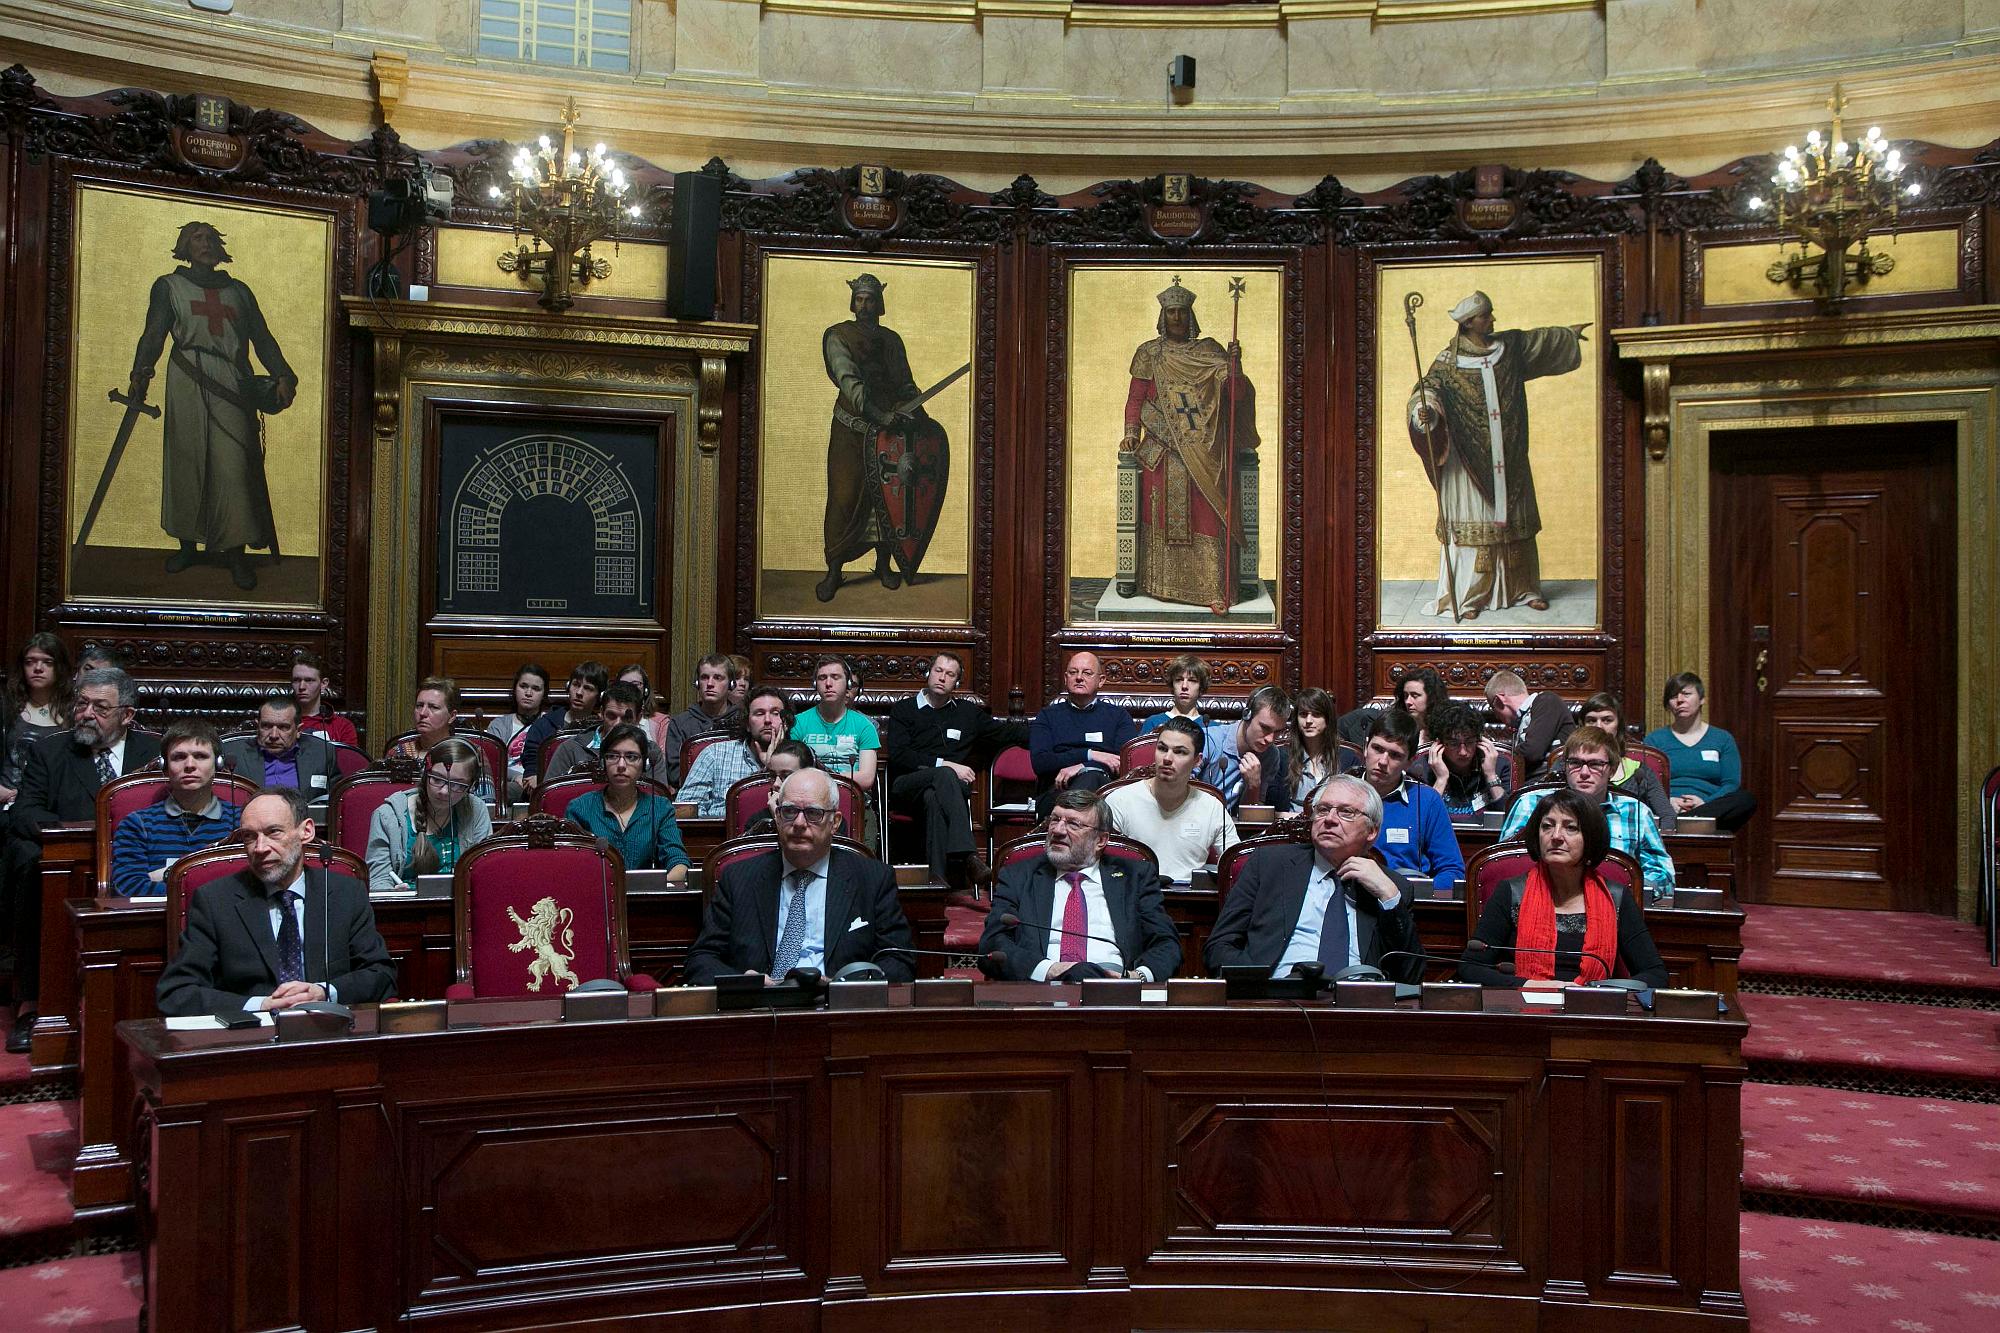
left=1456, top=787, right=1667, bottom=988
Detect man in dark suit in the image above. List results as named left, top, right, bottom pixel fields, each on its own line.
left=885, top=651, right=1021, bottom=890
left=682, top=768, right=915, bottom=985
left=156, top=786, right=394, bottom=1016
left=219, top=695, right=343, bottom=795
left=4, top=667, right=163, bottom=1051
left=979, top=788, right=1181, bottom=982
left=1204, top=774, right=1421, bottom=984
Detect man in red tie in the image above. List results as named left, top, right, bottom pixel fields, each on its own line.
left=977, top=789, right=1181, bottom=982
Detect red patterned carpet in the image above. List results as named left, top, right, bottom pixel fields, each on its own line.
left=0, top=1101, right=80, bottom=1259
left=1741, top=1212, right=2000, bottom=1330
left=1741, top=993, right=2000, bottom=1093
left=1742, top=905, right=2000, bottom=1001
left=0, top=1251, right=141, bottom=1330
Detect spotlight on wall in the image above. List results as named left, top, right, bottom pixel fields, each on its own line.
left=1169, top=55, right=1196, bottom=106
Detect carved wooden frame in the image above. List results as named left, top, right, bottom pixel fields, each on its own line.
left=1680, top=209, right=1985, bottom=324
left=1352, top=235, right=1629, bottom=703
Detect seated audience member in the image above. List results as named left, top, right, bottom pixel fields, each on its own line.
left=1569, top=692, right=1674, bottom=828
left=156, top=786, right=395, bottom=1016
left=546, top=682, right=670, bottom=786
left=486, top=663, right=550, bottom=801
left=1102, top=718, right=1239, bottom=883
left=1411, top=701, right=1513, bottom=816
left=1029, top=651, right=1135, bottom=817
left=887, top=652, right=1013, bottom=889
left=1, top=633, right=72, bottom=809
left=520, top=660, right=608, bottom=791
left=1338, top=665, right=1445, bottom=750
left=365, top=738, right=494, bottom=892
left=664, top=654, right=744, bottom=789
left=1498, top=726, right=1675, bottom=891
left=1352, top=709, right=1464, bottom=895
left=73, top=642, right=127, bottom=677
left=740, top=740, right=816, bottom=837
left=1197, top=685, right=1294, bottom=814
left=1483, top=669, right=1573, bottom=781
left=677, top=687, right=794, bottom=819
left=725, top=655, right=753, bottom=711
left=110, top=719, right=244, bottom=897
left=682, top=768, right=914, bottom=985
left=289, top=651, right=361, bottom=749
left=4, top=667, right=163, bottom=1051
left=1140, top=653, right=1210, bottom=733
left=979, top=788, right=1181, bottom=981
left=221, top=695, right=342, bottom=795
left=1203, top=775, right=1421, bottom=984
left=1286, top=686, right=1347, bottom=806
left=1457, top=787, right=1668, bottom=989
left=1644, top=672, right=1757, bottom=832
left=791, top=655, right=880, bottom=790
left=562, top=723, right=689, bottom=878
left=617, top=662, right=671, bottom=754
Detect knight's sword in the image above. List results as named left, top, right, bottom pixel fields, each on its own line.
left=889, top=361, right=972, bottom=417
left=73, top=387, right=162, bottom=552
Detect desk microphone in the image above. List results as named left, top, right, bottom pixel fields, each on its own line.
left=1462, top=939, right=1617, bottom=978
left=995, top=912, right=1127, bottom=958
left=870, top=944, right=1007, bottom=971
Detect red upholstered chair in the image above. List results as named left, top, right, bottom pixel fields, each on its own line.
left=985, top=745, right=1040, bottom=856
left=325, top=762, right=419, bottom=857
left=387, top=728, right=505, bottom=805
left=328, top=740, right=374, bottom=779
left=165, top=840, right=365, bottom=960
left=446, top=814, right=655, bottom=999
left=94, top=769, right=261, bottom=895
left=677, top=732, right=732, bottom=786
left=991, top=829, right=1160, bottom=877
left=1120, top=732, right=1164, bottom=774
left=537, top=727, right=593, bottom=783
left=722, top=771, right=865, bottom=839
left=533, top=771, right=672, bottom=820
left=699, top=833, right=872, bottom=910
left=1463, top=839, right=1641, bottom=942
left=1626, top=742, right=1672, bottom=788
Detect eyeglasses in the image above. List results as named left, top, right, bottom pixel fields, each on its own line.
left=1567, top=758, right=1612, bottom=774
left=1047, top=814, right=1101, bottom=834
left=74, top=698, right=125, bottom=717
left=425, top=773, right=475, bottom=794
left=1312, top=804, right=1371, bottom=825
left=603, top=751, right=645, bottom=767
left=775, top=804, right=836, bottom=826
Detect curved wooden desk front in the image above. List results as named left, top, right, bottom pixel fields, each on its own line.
left=123, top=988, right=1747, bottom=1331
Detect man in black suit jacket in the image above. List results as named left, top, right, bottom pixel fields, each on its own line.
left=1204, top=775, right=1422, bottom=984
left=4, top=668, right=164, bottom=1050
left=219, top=695, right=343, bottom=795
left=682, top=769, right=915, bottom=985
left=156, top=787, right=394, bottom=1016
left=885, top=651, right=1023, bottom=890
left=979, top=788, right=1181, bottom=982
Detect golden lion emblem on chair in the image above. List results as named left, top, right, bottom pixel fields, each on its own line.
left=506, top=896, right=579, bottom=991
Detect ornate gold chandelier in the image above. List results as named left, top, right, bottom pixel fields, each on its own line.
left=487, top=98, right=638, bottom=312
left=1746, top=86, right=1922, bottom=312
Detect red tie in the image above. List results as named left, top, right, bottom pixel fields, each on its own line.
left=1060, top=871, right=1087, bottom=962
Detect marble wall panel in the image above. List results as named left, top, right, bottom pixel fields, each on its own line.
left=1695, top=0, right=1964, bottom=73
left=1364, top=11, right=1608, bottom=95
left=677, top=0, right=762, bottom=79
left=1064, top=26, right=1287, bottom=105
left=761, top=14, right=981, bottom=98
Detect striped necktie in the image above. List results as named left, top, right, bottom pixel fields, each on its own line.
left=773, top=869, right=813, bottom=975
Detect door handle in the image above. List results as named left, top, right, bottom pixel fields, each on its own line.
left=1754, top=647, right=1769, bottom=694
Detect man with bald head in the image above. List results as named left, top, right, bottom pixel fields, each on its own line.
left=1028, top=651, right=1136, bottom=819
left=682, top=768, right=915, bottom=985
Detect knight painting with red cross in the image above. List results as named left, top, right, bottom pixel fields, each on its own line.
left=125, top=220, right=295, bottom=591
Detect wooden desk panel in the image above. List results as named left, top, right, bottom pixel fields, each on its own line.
left=125, top=994, right=1747, bottom=1331
left=29, top=823, right=95, bottom=1074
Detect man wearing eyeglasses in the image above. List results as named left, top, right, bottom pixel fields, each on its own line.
left=1203, top=775, right=1421, bottom=984
left=1497, top=725, right=1675, bottom=891
left=682, top=768, right=914, bottom=985
left=545, top=682, right=669, bottom=786
left=4, top=667, right=163, bottom=1051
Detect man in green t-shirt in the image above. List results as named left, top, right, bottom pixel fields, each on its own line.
left=789, top=655, right=879, bottom=792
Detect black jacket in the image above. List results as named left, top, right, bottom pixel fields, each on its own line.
left=156, top=866, right=396, bottom=1015
left=978, top=851, right=1182, bottom=981
left=6, top=728, right=164, bottom=833
left=1203, top=842, right=1421, bottom=983
left=682, top=847, right=915, bottom=985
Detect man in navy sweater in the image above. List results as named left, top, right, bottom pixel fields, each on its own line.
left=1028, top=652, right=1135, bottom=819
left=1354, top=709, right=1463, bottom=896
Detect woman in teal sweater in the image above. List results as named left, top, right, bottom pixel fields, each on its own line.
left=563, top=723, right=689, bottom=878
left=1643, top=672, right=1757, bottom=832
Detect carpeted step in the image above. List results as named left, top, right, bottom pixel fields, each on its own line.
left=0, top=1251, right=141, bottom=1329
left=1742, top=1085, right=2000, bottom=1236
left=0, top=1099, right=79, bottom=1266
left=1743, top=994, right=2000, bottom=1099
left=1741, top=905, right=2000, bottom=1007
left=1741, top=1211, right=2000, bottom=1332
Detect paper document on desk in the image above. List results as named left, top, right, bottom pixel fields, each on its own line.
left=165, top=1011, right=275, bottom=1030
left=1518, top=991, right=1565, bottom=1007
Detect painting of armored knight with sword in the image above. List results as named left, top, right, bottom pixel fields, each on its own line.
left=64, top=185, right=330, bottom=608
left=756, top=254, right=976, bottom=623
left=1374, top=255, right=1602, bottom=631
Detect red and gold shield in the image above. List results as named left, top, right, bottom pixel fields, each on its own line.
left=874, top=419, right=950, bottom=578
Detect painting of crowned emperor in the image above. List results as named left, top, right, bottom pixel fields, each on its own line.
left=65, top=184, right=330, bottom=609
left=1065, top=266, right=1283, bottom=628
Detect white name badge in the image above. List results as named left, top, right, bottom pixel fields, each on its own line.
left=1700, top=749, right=1720, bottom=762
left=945, top=727, right=962, bottom=740
left=1085, top=731, right=1104, bottom=743
left=310, top=774, right=328, bottom=789
left=1386, top=828, right=1411, bottom=845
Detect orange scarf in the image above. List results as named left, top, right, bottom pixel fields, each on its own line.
left=1515, top=865, right=1617, bottom=983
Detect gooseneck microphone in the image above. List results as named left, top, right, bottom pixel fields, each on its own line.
left=870, top=944, right=1007, bottom=970
left=1462, top=939, right=1617, bottom=977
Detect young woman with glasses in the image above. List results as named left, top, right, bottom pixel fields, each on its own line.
left=365, top=737, right=494, bottom=892
left=562, top=723, right=689, bottom=878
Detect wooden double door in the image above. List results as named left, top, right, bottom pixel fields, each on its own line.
left=1711, top=424, right=1956, bottom=912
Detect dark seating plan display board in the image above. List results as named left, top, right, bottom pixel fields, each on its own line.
left=433, top=411, right=661, bottom=622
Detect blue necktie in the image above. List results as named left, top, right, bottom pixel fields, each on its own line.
left=273, top=889, right=305, bottom=985
left=94, top=749, right=115, bottom=785
left=1314, top=873, right=1351, bottom=971
left=772, top=869, right=812, bottom=975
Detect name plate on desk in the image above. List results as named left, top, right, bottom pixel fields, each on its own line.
left=655, top=987, right=717, bottom=1017
left=273, top=1005, right=354, bottom=1042
left=1334, top=980, right=1396, bottom=1009
left=1652, top=988, right=1723, bottom=1020
left=412, top=874, right=453, bottom=900
left=1168, top=978, right=1226, bottom=1006
left=829, top=980, right=889, bottom=1010
left=1080, top=978, right=1146, bottom=1006
left=1419, top=982, right=1483, bottom=1012
left=1667, top=887, right=1725, bottom=910
left=561, top=988, right=631, bottom=1023
left=624, top=869, right=687, bottom=893
left=1561, top=986, right=1627, bottom=1015
left=378, top=1000, right=448, bottom=1034
left=1674, top=816, right=1719, bottom=833
left=911, top=978, right=973, bottom=1008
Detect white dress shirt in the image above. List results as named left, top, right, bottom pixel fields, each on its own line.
left=247, top=870, right=338, bottom=1009
left=1033, top=861, right=1154, bottom=982
left=771, top=853, right=831, bottom=973
left=1272, top=854, right=1400, bottom=977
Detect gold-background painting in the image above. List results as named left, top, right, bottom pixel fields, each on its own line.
left=66, top=184, right=330, bottom=607
left=1374, top=255, right=1601, bottom=630
left=757, top=253, right=974, bottom=624
left=1066, top=265, right=1283, bottom=628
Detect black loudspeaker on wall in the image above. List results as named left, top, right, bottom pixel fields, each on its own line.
left=667, top=171, right=722, bottom=321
